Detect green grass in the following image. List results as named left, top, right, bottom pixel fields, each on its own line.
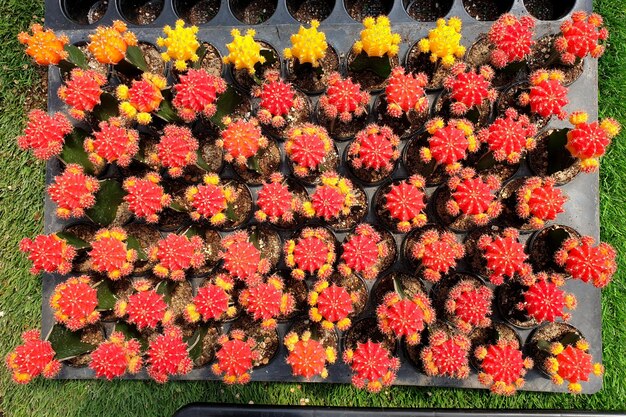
left=1, top=1, right=626, bottom=415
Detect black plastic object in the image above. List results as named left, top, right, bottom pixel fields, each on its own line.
left=173, top=404, right=626, bottom=417
left=41, top=0, right=602, bottom=394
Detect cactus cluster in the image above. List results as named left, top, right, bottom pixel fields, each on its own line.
left=85, top=118, right=140, bottom=168
left=418, top=18, right=466, bottom=68
left=445, top=279, right=493, bottom=333
left=117, top=72, right=166, bottom=125
left=339, top=224, right=390, bottom=280
left=519, top=70, right=568, bottom=120
left=58, top=68, right=106, bottom=120
left=446, top=169, right=502, bottom=227
left=475, top=341, right=533, bottom=395
left=556, top=11, right=608, bottom=65
left=157, top=20, right=200, bottom=71
left=284, top=330, right=337, bottom=379
left=48, top=164, right=100, bottom=219
left=353, top=16, right=401, bottom=58
left=478, top=108, right=537, bottom=164
left=50, top=276, right=100, bottom=331
left=347, top=124, right=399, bottom=174
left=477, top=228, right=531, bottom=285
left=319, top=73, right=370, bottom=123
left=344, top=341, right=400, bottom=392
left=223, top=29, right=265, bottom=74
left=285, top=123, right=334, bottom=178
left=185, top=274, right=236, bottom=323
left=309, top=280, right=355, bottom=331
left=383, top=176, right=427, bottom=233
left=151, top=234, right=205, bottom=281
left=555, top=235, right=617, bottom=288
left=488, top=14, right=535, bottom=68
left=544, top=340, right=603, bottom=393
left=421, top=329, right=471, bottom=379
left=254, top=70, right=304, bottom=128
left=285, top=227, right=336, bottom=280
left=421, top=118, right=478, bottom=175
left=376, top=291, right=435, bottom=346
left=443, top=63, right=497, bottom=116
left=89, top=332, right=143, bottom=380
left=17, top=110, right=73, bottom=160
left=384, top=67, right=429, bottom=118
left=122, top=172, right=172, bottom=223
left=87, top=20, right=137, bottom=64
left=515, top=177, right=567, bottom=229
left=284, top=20, right=328, bottom=66
left=409, top=229, right=464, bottom=282
left=6, top=330, right=60, bottom=384
left=18, top=24, right=68, bottom=65
left=172, top=69, right=227, bottom=122
left=19, top=233, right=77, bottom=275
left=566, top=111, right=621, bottom=172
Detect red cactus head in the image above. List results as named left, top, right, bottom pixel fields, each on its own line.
left=151, top=233, right=205, bottom=281
left=5, top=329, right=60, bottom=384
left=255, top=173, right=301, bottom=224
left=446, top=168, right=502, bottom=227
left=477, top=228, right=532, bottom=285
left=185, top=273, right=236, bottom=323
left=319, top=72, right=370, bottom=123
left=475, top=340, right=533, bottom=395
left=545, top=340, right=604, bottom=394
left=384, top=67, right=429, bottom=118
left=154, top=124, right=198, bottom=178
left=422, top=118, right=478, bottom=175
left=89, top=332, right=142, bottom=380
left=115, top=280, right=171, bottom=330
left=239, top=274, right=295, bottom=329
left=515, top=177, right=567, bottom=229
left=555, top=11, right=608, bottom=65
left=218, top=117, right=268, bottom=165
left=221, top=230, right=270, bottom=285
left=339, top=224, right=389, bottom=280
left=566, top=111, right=621, bottom=172
left=20, top=233, right=76, bottom=275
left=285, top=227, right=336, bottom=280
left=478, top=108, right=537, bottom=164
left=519, top=272, right=577, bottom=323
left=284, top=330, right=337, bottom=379
left=185, top=174, right=235, bottom=224
left=17, top=109, right=73, bottom=160
left=309, top=280, right=355, bottom=331
left=147, top=326, right=193, bottom=383
left=212, top=330, right=260, bottom=384
left=410, top=229, right=464, bottom=282
left=348, top=124, right=399, bottom=172
left=58, top=68, right=106, bottom=120
left=285, top=123, right=334, bottom=178
left=309, top=172, right=357, bottom=221
left=420, top=329, right=471, bottom=379
left=488, top=14, right=535, bottom=68
left=376, top=291, right=435, bottom=346
left=383, top=175, right=427, bottom=233
left=555, top=235, right=617, bottom=288
left=343, top=341, right=400, bottom=392
left=117, top=72, right=166, bottom=125
left=50, top=276, right=100, bottom=331
left=444, top=279, right=492, bottom=333
left=518, top=70, right=568, bottom=120
left=443, top=63, right=498, bottom=115
left=254, top=70, right=304, bottom=128
left=84, top=117, right=139, bottom=168
left=123, top=172, right=171, bottom=223
left=89, top=227, right=137, bottom=280
left=172, top=68, right=227, bottom=122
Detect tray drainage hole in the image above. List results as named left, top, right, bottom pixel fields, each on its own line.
left=462, top=0, right=513, bottom=21
left=287, top=0, right=335, bottom=23
left=62, top=0, right=108, bottom=24
left=229, top=0, right=277, bottom=24
left=344, top=0, right=393, bottom=22
left=174, top=0, right=220, bottom=24
left=118, top=0, right=164, bottom=25
left=523, top=0, right=575, bottom=20
left=404, top=0, right=453, bottom=21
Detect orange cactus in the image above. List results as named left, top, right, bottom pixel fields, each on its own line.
left=284, top=330, right=337, bottom=379
left=87, top=20, right=137, bottom=64
left=18, top=24, right=68, bottom=65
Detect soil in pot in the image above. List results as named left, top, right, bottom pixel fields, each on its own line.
left=287, top=0, right=335, bottom=23
left=496, top=82, right=550, bottom=130
left=185, top=227, right=221, bottom=276
left=402, top=133, right=449, bottom=186
left=125, top=222, right=161, bottom=275
left=119, top=0, right=164, bottom=25
left=344, top=0, right=393, bottom=21
left=497, top=177, right=539, bottom=232
left=463, top=224, right=504, bottom=276
left=465, top=36, right=528, bottom=89
left=230, top=314, right=279, bottom=367
left=214, top=180, right=254, bottom=231
left=462, top=0, right=513, bottom=21
left=245, top=224, right=282, bottom=270
left=63, top=0, right=108, bottom=25
left=229, top=0, right=277, bottom=24
left=175, top=0, right=220, bottom=25
left=467, top=146, right=520, bottom=183
left=405, top=44, right=453, bottom=91
left=524, top=0, right=575, bottom=21
left=433, top=91, right=492, bottom=128
left=166, top=279, right=194, bottom=321
left=276, top=271, right=309, bottom=321
left=526, top=224, right=580, bottom=274
left=232, top=140, right=281, bottom=186
left=343, top=317, right=396, bottom=354
left=371, top=270, right=427, bottom=308
left=230, top=42, right=280, bottom=92
left=62, top=222, right=98, bottom=273
left=496, top=279, right=538, bottom=329
left=66, top=324, right=106, bottom=367
left=346, top=49, right=399, bottom=92
left=114, top=42, right=166, bottom=85
left=372, top=95, right=429, bottom=140
left=528, top=34, right=584, bottom=87
left=323, top=184, right=368, bottom=232
left=182, top=323, right=221, bottom=367
left=404, top=0, right=453, bottom=21
left=173, top=42, right=223, bottom=79
left=285, top=45, right=340, bottom=95
left=316, top=102, right=369, bottom=142
left=528, top=128, right=581, bottom=185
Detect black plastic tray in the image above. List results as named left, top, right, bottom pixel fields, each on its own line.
left=40, top=0, right=602, bottom=394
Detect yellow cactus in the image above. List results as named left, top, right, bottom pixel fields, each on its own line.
left=87, top=20, right=137, bottom=64
left=418, top=17, right=465, bottom=68
left=157, top=20, right=200, bottom=71
left=223, top=29, right=265, bottom=74
left=353, top=16, right=401, bottom=58
left=284, top=20, right=327, bottom=67
left=18, top=24, right=69, bottom=66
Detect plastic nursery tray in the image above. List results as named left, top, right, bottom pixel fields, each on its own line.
left=40, top=0, right=602, bottom=393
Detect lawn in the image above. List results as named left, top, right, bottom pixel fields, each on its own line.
left=1, top=1, right=625, bottom=416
